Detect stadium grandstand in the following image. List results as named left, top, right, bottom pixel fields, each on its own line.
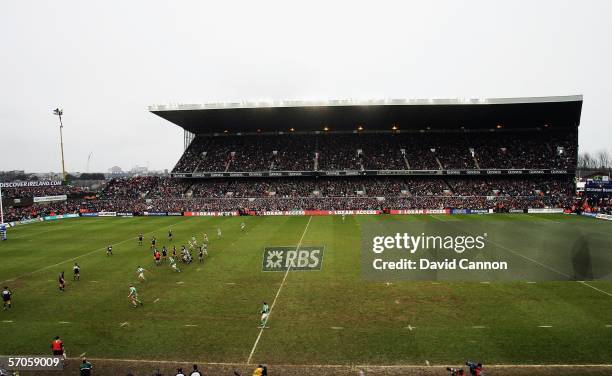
left=2, top=95, right=589, bottom=222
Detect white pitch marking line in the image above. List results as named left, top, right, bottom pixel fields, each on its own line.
left=539, top=325, right=553, bottom=328
left=153, top=298, right=160, bottom=303
left=120, top=322, right=129, bottom=327
left=472, top=325, right=487, bottom=329
left=431, top=282, right=441, bottom=285
left=225, top=282, right=236, bottom=285
left=90, top=280, right=99, bottom=283
left=184, top=324, right=198, bottom=327
left=605, top=325, right=612, bottom=328
left=58, top=321, right=70, bottom=324
left=428, top=215, right=612, bottom=297
left=2, top=320, right=14, bottom=323
left=331, top=326, right=344, bottom=330
left=480, top=281, right=490, bottom=284
left=176, top=281, right=185, bottom=285
left=433, top=219, right=612, bottom=299
left=405, top=325, right=416, bottom=331
left=247, top=216, right=313, bottom=364
left=577, top=281, right=612, bottom=297
left=526, top=281, right=537, bottom=284
left=79, top=352, right=87, bottom=357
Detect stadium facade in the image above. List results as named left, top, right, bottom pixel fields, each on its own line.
left=150, top=95, right=581, bottom=178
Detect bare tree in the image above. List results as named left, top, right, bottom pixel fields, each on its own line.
left=596, top=150, right=611, bottom=168
left=578, top=152, right=594, bottom=169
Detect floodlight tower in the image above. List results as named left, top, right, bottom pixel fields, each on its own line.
left=53, top=108, right=67, bottom=181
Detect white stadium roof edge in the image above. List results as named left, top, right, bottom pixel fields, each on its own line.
left=148, top=95, right=583, bottom=112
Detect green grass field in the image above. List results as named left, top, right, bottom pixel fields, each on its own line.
left=0, top=214, right=611, bottom=368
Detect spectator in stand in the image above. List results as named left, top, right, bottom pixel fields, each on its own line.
left=171, top=130, right=576, bottom=173
left=1, top=183, right=85, bottom=199
left=2, top=176, right=575, bottom=220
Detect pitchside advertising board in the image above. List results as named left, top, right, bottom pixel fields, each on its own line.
left=584, top=181, right=612, bottom=195
left=256, top=210, right=381, bottom=216
left=32, top=195, right=67, bottom=203
left=0, top=180, right=62, bottom=188
left=183, top=211, right=239, bottom=216
left=262, top=246, right=325, bottom=271
left=171, top=169, right=573, bottom=178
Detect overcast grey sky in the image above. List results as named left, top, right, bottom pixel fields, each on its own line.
left=1, top=0, right=610, bottom=173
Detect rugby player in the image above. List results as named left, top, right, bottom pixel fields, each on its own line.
left=169, top=257, right=181, bottom=273
left=73, top=263, right=80, bottom=281
left=59, top=272, right=66, bottom=292
left=198, top=247, right=204, bottom=263
left=136, top=266, right=149, bottom=281
left=2, top=286, right=12, bottom=310
left=260, top=302, right=270, bottom=328
left=161, top=246, right=168, bottom=263
left=128, top=284, right=143, bottom=307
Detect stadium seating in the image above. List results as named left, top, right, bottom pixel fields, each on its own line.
left=171, top=130, right=577, bottom=173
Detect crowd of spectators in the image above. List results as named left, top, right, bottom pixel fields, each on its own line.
left=447, top=177, right=574, bottom=197
left=468, top=131, right=577, bottom=169
left=571, top=196, right=612, bottom=214
left=1, top=183, right=86, bottom=199
left=171, top=130, right=577, bottom=173
left=99, top=177, right=160, bottom=199
left=2, top=176, right=577, bottom=222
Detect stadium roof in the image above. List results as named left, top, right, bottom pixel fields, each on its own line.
left=149, top=95, right=583, bottom=134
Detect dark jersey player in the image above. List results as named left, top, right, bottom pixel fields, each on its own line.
left=106, top=245, right=113, bottom=256
left=73, top=263, right=80, bottom=281
left=138, top=233, right=144, bottom=246
left=2, top=286, right=12, bottom=310
left=168, top=229, right=173, bottom=241
left=58, top=272, right=66, bottom=292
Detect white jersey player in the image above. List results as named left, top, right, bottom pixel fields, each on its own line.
left=136, top=266, right=148, bottom=281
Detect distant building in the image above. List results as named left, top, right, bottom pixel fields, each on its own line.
left=130, top=166, right=148, bottom=174
left=108, top=166, right=123, bottom=175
